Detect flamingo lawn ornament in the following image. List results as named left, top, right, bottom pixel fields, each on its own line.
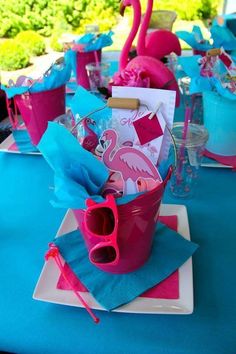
left=137, top=0, right=181, bottom=60
left=101, top=129, right=162, bottom=195
left=80, top=117, right=99, bottom=153
left=118, top=0, right=180, bottom=106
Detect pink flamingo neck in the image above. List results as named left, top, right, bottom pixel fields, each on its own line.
left=83, top=121, right=96, bottom=137
left=103, top=133, right=117, bottom=165
left=119, top=0, right=142, bottom=71
left=137, top=0, right=153, bottom=55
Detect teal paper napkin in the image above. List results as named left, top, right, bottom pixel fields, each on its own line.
left=54, top=224, right=198, bottom=311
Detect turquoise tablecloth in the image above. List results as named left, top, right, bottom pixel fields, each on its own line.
left=0, top=54, right=236, bottom=354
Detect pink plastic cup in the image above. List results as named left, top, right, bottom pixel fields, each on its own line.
left=76, top=50, right=101, bottom=89
left=14, top=85, right=66, bottom=145
left=73, top=167, right=172, bottom=274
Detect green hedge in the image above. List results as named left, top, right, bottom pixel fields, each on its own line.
left=50, top=33, right=64, bottom=52
left=0, top=39, right=30, bottom=70
left=15, top=30, right=46, bottom=56
left=0, top=0, right=222, bottom=39
left=0, top=0, right=119, bottom=38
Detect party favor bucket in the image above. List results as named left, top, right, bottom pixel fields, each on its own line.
left=73, top=168, right=172, bottom=274
left=14, top=85, right=66, bottom=145
left=203, top=91, right=236, bottom=156
left=76, top=50, right=101, bottom=89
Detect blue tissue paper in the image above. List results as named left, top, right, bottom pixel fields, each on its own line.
left=38, top=122, right=109, bottom=209
left=2, top=59, right=71, bottom=99
left=176, top=25, right=213, bottom=51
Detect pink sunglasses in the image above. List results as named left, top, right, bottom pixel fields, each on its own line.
left=83, top=194, right=120, bottom=266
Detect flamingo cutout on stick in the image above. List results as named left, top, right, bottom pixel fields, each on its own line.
left=118, top=0, right=180, bottom=106
left=101, top=129, right=162, bottom=195
left=137, top=0, right=181, bottom=60
left=80, top=117, right=99, bottom=153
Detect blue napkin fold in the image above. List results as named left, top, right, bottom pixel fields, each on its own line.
left=54, top=224, right=198, bottom=311
left=176, top=26, right=213, bottom=51
left=1, top=60, right=71, bottom=99
left=69, top=85, right=111, bottom=126
left=12, top=130, right=38, bottom=153
left=210, top=24, right=236, bottom=51
left=38, top=122, right=109, bottom=209
left=178, top=55, right=236, bottom=99
left=64, top=31, right=113, bottom=77
left=76, top=31, right=113, bottom=52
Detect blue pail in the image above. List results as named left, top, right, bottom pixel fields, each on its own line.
left=203, top=91, right=236, bottom=156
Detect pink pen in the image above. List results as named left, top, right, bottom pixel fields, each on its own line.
left=45, top=243, right=100, bottom=324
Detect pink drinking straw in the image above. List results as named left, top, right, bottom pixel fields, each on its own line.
left=176, top=106, right=192, bottom=184
left=182, top=106, right=191, bottom=140
left=45, top=243, right=100, bottom=324
left=94, top=50, right=100, bottom=65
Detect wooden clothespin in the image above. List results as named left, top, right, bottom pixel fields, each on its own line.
left=148, top=102, right=163, bottom=120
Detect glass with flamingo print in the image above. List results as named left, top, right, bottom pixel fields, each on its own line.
left=54, top=111, right=76, bottom=135
left=169, top=123, right=208, bottom=198
left=86, top=62, right=110, bottom=95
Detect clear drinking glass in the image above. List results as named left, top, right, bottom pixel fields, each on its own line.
left=169, top=123, right=209, bottom=198
left=86, top=62, right=110, bottom=95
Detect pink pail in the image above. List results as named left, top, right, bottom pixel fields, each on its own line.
left=73, top=168, right=172, bottom=274
left=14, top=85, right=65, bottom=145
left=76, top=50, right=101, bottom=89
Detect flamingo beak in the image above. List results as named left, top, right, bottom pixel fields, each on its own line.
left=119, top=1, right=126, bottom=16
left=100, top=139, right=105, bottom=148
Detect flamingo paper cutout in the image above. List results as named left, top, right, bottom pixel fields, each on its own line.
left=118, top=0, right=180, bottom=106
left=101, top=129, right=162, bottom=195
left=80, top=117, right=99, bottom=153
left=137, top=0, right=181, bottom=60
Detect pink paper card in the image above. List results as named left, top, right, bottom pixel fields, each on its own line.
left=133, top=113, right=163, bottom=145
left=112, top=86, right=176, bottom=164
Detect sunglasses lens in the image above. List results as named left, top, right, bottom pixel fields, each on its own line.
left=90, top=246, right=117, bottom=264
left=86, top=207, right=115, bottom=235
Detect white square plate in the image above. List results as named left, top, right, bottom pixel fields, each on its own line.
left=201, top=156, right=232, bottom=168
left=33, top=204, right=194, bottom=314
left=0, top=133, right=40, bottom=155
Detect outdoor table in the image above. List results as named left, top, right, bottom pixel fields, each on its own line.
left=0, top=54, right=235, bottom=354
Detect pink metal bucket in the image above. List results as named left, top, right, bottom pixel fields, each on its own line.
left=76, top=50, right=101, bottom=89
left=14, top=85, right=66, bottom=145
left=73, top=168, right=172, bottom=274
